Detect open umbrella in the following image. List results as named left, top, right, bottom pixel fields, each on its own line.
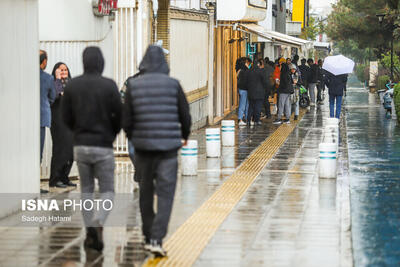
left=322, top=55, right=355, bottom=75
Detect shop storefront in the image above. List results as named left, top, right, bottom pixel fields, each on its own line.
left=213, top=0, right=267, bottom=121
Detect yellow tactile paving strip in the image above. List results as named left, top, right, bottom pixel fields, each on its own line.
left=144, top=111, right=306, bottom=267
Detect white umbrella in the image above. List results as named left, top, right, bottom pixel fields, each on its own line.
left=322, top=55, right=355, bottom=75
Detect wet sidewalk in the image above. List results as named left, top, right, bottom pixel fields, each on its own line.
left=0, top=96, right=353, bottom=266
left=345, top=87, right=400, bottom=266
left=193, top=102, right=352, bottom=267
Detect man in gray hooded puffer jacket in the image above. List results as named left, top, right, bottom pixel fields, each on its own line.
left=122, top=45, right=191, bottom=257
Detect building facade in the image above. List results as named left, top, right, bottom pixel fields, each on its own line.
left=0, top=0, right=40, bottom=217
left=2, top=0, right=315, bottom=198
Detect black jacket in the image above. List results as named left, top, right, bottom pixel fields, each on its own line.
left=325, top=72, right=348, bottom=96
left=299, top=64, right=310, bottom=85
left=278, top=71, right=294, bottom=94
left=308, top=64, right=319, bottom=83
left=237, top=67, right=248, bottom=90
left=122, top=45, right=191, bottom=152
left=264, top=64, right=275, bottom=95
left=246, top=66, right=269, bottom=100
left=62, top=47, right=122, bottom=148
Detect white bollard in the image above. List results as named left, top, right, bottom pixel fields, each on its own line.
left=181, top=140, right=198, bottom=176
left=206, top=128, right=221, bottom=158
left=221, top=120, right=235, bottom=147
left=319, top=143, right=337, bottom=179
left=325, top=125, right=339, bottom=152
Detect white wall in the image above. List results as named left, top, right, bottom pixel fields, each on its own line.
left=217, top=0, right=267, bottom=21
left=0, top=0, right=40, bottom=195
left=170, top=0, right=201, bottom=10
left=258, top=0, right=273, bottom=31
left=39, top=0, right=110, bottom=41
left=38, top=0, right=114, bottom=78
left=170, top=19, right=208, bottom=92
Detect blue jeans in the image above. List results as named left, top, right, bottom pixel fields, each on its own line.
left=238, top=89, right=249, bottom=120
left=329, top=95, right=343, bottom=118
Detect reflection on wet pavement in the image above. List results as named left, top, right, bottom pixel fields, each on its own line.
left=346, top=87, right=400, bottom=266
left=195, top=101, right=352, bottom=266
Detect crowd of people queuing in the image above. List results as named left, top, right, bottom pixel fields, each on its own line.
left=39, top=45, right=348, bottom=258
left=39, top=45, right=191, bottom=257
left=235, top=54, right=347, bottom=126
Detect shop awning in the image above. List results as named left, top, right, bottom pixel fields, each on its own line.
left=239, top=23, right=311, bottom=49
left=314, top=41, right=331, bottom=50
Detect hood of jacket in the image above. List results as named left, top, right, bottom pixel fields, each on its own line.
left=139, top=45, right=170, bottom=75
left=83, top=46, right=104, bottom=74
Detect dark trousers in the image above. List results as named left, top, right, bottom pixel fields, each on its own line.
left=247, top=99, right=263, bottom=123
left=49, top=101, right=73, bottom=186
left=40, top=127, right=46, bottom=162
left=263, top=92, right=271, bottom=117
left=136, top=151, right=178, bottom=242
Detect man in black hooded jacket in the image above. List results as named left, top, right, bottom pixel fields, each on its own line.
left=122, top=45, right=192, bottom=257
left=246, top=59, right=269, bottom=125
left=62, top=46, right=122, bottom=252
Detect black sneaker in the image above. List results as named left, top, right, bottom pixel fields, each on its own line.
left=149, top=240, right=167, bottom=257
left=294, top=115, right=298, bottom=121
left=63, top=181, right=77, bottom=187
left=284, top=119, right=290, bottom=124
left=256, top=121, right=262, bottom=125
left=49, top=181, right=67, bottom=188
left=273, top=119, right=282, bottom=125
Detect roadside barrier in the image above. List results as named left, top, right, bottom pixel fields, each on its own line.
left=181, top=140, right=198, bottom=176
left=221, top=120, right=235, bottom=147
left=324, top=125, right=339, bottom=152
left=206, top=128, right=221, bottom=158
left=319, top=142, right=337, bottom=178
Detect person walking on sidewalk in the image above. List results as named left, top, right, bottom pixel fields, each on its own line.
left=237, top=58, right=250, bottom=126
left=274, top=63, right=293, bottom=124
left=39, top=50, right=56, bottom=162
left=49, top=62, right=76, bottom=188
left=307, top=58, right=319, bottom=106
left=317, top=59, right=326, bottom=105
left=325, top=72, right=348, bottom=119
left=290, top=64, right=300, bottom=121
left=246, top=59, right=269, bottom=126
left=62, top=46, right=122, bottom=252
left=122, top=45, right=192, bottom=257
left=299, top=58, right=310, bottom=91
